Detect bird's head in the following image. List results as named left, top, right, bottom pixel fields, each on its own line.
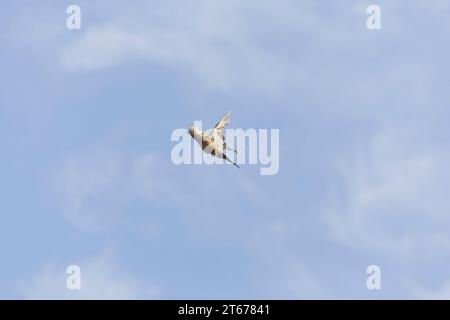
left=188, top=123, right=202, bottom=138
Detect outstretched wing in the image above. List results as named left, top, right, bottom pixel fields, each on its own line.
left=213, top=111, right=232, bottom=132
left=209, top=111, right=232, bottom=152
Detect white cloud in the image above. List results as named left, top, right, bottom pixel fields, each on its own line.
left=324, top=126, right=450, bottom=258
left=53, top=0, right=450, bottom=119
left=58, top=0, right=310, bottom=94
left=60, top=26, right=154, bottom=71
left=18, top=253, right=160, bottom=299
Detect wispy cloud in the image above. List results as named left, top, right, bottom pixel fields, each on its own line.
left=58, top=0, right=311, bottom=94
left=18, top=253, right=160, bottom=299
left=47, top=147, right=186, bottom=233
left=405, top=278, right=450, bottom=300
left=324, top=125, right=450, bottom=258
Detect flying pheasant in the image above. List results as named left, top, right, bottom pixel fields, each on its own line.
left=188, top=111, right=239, bottom=168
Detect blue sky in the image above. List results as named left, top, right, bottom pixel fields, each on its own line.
left=1, top=0, right=450, bottom=299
